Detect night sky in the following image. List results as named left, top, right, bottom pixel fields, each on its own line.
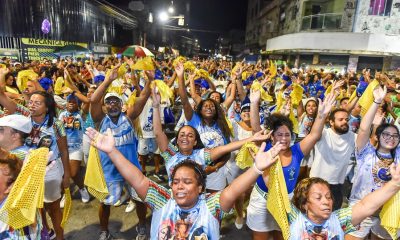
left=112, top=0, right=248, bottom=48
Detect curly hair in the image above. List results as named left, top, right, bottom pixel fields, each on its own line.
left=0, top=149, right=23, bottom=187
left=265, top=113, right=294, bottom=134
left=171, top=159, right=207, bottom=193
left=195, top=99, right=231, bottom=141
left=291, top=177, right=331, bottom=213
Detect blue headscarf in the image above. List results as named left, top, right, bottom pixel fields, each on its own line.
left=38, top=77, right=52, bottom=91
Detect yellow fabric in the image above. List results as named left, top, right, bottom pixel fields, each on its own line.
left=5, top=86, right=20, bottom=95
left=84, top=146, right=109, bottom=201
left=348, top=89, right=357, bottom=103
left=276, top=91, right=299, bottom=134
left=152, top=80, right=174, bottom=103
left=358, top=79, right=380, bottom=117
left=226, top=116, right=234, bottom=137
left=195, top=69, right=210, bottom=80
left=251, top=81, right=273, bottom=102
left=379, top=191, right=400, bottom=239
left=266, top=157, right=291, bottom=240
left=0, top=63, right=5, bottom=68
left=61, top=188, right=72, bottom=228
left=126, top=90, right=143, bottom=138
left=290, top=83, right=304, bottom=107
left=184, top=61, right=196, bottom=72
left=241, top=71, right=250, bottom=80
left=235, top=142, right=259, bottom=169
left=172, top=56, right=187, bottom=68
left=269, top=60, right=277, bottom=78
left=118, top=63, right=129, bottom=79
left=17, top=69, right=38, bottom=91
left=131, top=57, right=155, bottom=71
left=54, top=77, right=65, bottom=95
left=0, top=148, right=48, bottom=229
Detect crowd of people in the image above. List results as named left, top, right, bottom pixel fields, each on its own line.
left=0, top=54, right=400, bottom=240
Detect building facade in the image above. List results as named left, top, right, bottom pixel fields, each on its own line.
left=246, top=0, right=400, bottom=71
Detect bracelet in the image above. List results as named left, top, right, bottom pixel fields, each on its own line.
left=253, top=163, right=264, bottom=175
left=152, top=105, right=160, bottom=108
left=373, top=100, right=382, bottom=105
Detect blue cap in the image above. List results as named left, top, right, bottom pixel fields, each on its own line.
left=94, top=75, right=105, bottom=84
left=155, top=69, right=164, bottom=80
left=38, top=77, right=52, bottom=91
left=255, top=71, right=264, bottom=79
left=282, top=74, right=290, bottom=81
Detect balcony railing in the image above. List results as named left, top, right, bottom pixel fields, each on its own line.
left=301, top=13, right=343, bottom=31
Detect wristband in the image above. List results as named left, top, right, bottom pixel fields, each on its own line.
left=373, top=100, right=382, bottom=105
left=253, top=163, right=264, bottom=175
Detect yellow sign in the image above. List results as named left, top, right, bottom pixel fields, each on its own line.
left=21, top=38, right=87, bottom=48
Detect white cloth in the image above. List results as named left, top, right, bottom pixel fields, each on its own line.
left=310, top=128, right=356, bottom=184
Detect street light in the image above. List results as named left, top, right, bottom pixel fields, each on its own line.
left=168, top=1, right=175, bottom=13
left=159, top=11, right=169, bottom=22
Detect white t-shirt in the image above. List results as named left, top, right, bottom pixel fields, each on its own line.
left=310, top=128, right=357, bottom=184
left=139, top=99, right=156, bottom=138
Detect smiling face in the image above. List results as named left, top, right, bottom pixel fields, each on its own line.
left=304, top=183, right=333, bottom=222
left=176, top=126, right=197, bottom=153
left=209, top=92, right=221, bottom=104
left=378, top=126, right=400, bottom=151
left=28, top=94, right=47, bottom=118
left=200, top=100, right=216, bottom=120
left=330, top=111, right=349, bottom=134
left=305, top=100, right=317, bottom=117
left=171, top=166, right=202, bottom=209
left=104, top=96, right=122, bottom=118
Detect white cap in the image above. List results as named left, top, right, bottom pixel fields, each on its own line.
left=52, top=59, right=58, bottom=64
left=104, top=93, right=122, bottom=103
left=0, top=114, right=32, bottom=133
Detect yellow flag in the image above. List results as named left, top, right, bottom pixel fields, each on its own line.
left=251, top=81, right=273, bottom=102
left=195, top=69, right=210, bottom=80
left=61, top=188, right=72, bottom=228
left=358, top=79, right=380, bottom=117
left=184, top=61, right=196, bottom=72
left=172, top=56, right=187, bottom=68
left=84, top=146, right=109, bottom=201
left=267, top=158, right=291, bottom=240
left=235, top=142, right=259, bottom=169
left=0, top=148, right=48, bottom=229
left=290, top=83, right=304, bottom=107
left=379, top=191, right=400, bottom=239
left=269, top=60, right=277, bottom=78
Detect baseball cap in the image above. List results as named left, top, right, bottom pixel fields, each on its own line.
left=0, top=114, right=32, bottom=133
left=104, top=93, right=122, bottom=103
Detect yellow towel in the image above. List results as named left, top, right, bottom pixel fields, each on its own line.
left=61, top=188, right=72, bottom=228
left=17, top=69, right=38, bottom=92
left=379, top=191, right=400, bottom=239
left=269, top=60, right=277, bottom=78
left=358, top=79, right=380, bottom=117
left=84, top=146, right=109, bottom=201
left=184, top=61, right=196, bottom=72
left=152, top=80, right=174, bottom=103
left=266, top=157, right=291, bottom=240
left=131, top=57, right=155, bottom=71
left=0, top=148, right=48, bottom=229
left=172, top=56, right=187, bottom=68
left=235, top=142, right=259, bottom=169
left=195, top=69, right=210, bottom=80
left=251, top=81, right=273, bottom=102
left=290, top=83, right=304, bottom=107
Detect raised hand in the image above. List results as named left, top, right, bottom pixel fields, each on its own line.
left=151, top=87, right=161, bottom=106
left=108, top=64, right=121, bottom=81
left=318, top=92, right=337, bottom=117
left=85, top=127, right=116, bottom=154
left=251, top=129, right=273, bottom=142
left=254, top=142, right=284, bottom=171
left=331, top=80, right=345, bottom=93
left=373, top=85, right=387, bottom=104
left=175, top=62, right=184, bottom=79
left=249, top=89, right=261, bottom=104
left=145, top=70, right=155, bottom=82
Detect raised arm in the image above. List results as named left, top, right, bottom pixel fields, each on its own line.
left=220, top=142, right=283, bottom=212
left=300, top=92, right=337, bottom=155
left=351, top=163, right=400, bottom=226
left=249, top=89, right=262, bottom=133
left=222, top=78, right=237, bottom=110
left=210, top=130, right=269, bottom=161
left=86, top=127, right=150, bottom=200
left=176, top=63, right=194, bottom=121
left=188, top=72, right=202, bottom=105
left=126, top=70, right=152, bottom=121
left=356, top=86, right=386, bottom=150
left=151, top=88, right=169, bottom=152
left=90, top=64, right=121, bottom=122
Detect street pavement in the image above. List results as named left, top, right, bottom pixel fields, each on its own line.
left=64, top=175, right=252, bottom=240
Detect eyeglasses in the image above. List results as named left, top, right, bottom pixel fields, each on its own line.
left=104, top=99, right=121, bottom=105
left=381, top=132, right=400, bottom=141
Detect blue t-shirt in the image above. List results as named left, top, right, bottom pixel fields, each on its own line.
left=59, top=110, right=83, bottom=151
left=256, top=142, right=304, bottom=193
left=187, top=112, right=228, bottom=148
